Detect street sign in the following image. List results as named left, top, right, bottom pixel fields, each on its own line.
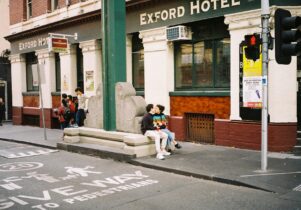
left=48, top=37, right=68, bottom=53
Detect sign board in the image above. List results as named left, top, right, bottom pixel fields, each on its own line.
left=48, top=37, right=68, bottom=53
left=242, top=45, right=262, bottom=108
left=32, top=64, right=45, bottom=86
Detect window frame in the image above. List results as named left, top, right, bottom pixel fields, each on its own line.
left=132, top=33, right=145, bottom=91
left=174, top=38, right=230, bottom=91
left=25, top=52, right=38, bottom=92
left=26, top=0, right=32, bottom=19
left=51, top=0, right=59, bottom=11
left=55, top=53, right=61, bottom=92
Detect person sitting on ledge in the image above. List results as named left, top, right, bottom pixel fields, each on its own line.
left=141, top=104, right=170, bottom=160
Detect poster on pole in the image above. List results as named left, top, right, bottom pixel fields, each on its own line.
left=32, top=65, right=39, bottom=87
left=242, top=46, right=262, bottom=108
left=243, top=76, right=262, bottom=108
left=85, top=70, right=94, bottom=91
left=32, top=64, right=45, bottom=86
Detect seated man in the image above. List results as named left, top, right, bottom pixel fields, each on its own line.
left=141, top=104, right=170, bottom=160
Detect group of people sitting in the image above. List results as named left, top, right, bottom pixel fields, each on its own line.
left=141, top=104, right=181, bottom=160
left=56, top=87, right=88, bottom=129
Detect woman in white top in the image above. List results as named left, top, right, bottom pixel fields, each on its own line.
left=75, top=87, right=88, bottom=127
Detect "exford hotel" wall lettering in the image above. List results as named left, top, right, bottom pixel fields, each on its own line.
left=140, top=0, right=241, bottom=26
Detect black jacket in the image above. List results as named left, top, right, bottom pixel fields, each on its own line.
left=141, top=113, right=155, bottom=135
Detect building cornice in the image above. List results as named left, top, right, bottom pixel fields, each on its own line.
left=79, top=39, right=101, bottom=52
left=5, top=10, right=101, bottom=42
left=225, top=6, right=301, bottom=31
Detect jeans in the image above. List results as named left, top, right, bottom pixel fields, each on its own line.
left=76, top=109, right=85, bottom=127
left=161, top=129, right=174, bottom=145
left=144, top=130, right=168, bottom=154
left=60, top=121, right=69, bottom=130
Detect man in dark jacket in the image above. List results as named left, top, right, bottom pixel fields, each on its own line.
left=0, top=98, right=5, bottom=126
left=141, top=104, right=170, bottom=160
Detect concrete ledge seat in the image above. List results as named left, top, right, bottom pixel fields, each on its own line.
left=63, top=127, right=156, bottom=158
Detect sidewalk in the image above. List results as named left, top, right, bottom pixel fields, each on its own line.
left=0, top=122, right=300, bottom=201
left=0, top=122, right=63, bottom=148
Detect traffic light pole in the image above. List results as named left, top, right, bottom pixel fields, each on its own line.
left=261, top=0, right=270, bottom=172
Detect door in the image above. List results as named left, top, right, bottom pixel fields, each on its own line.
left=0, top=81, right=7, bottom=120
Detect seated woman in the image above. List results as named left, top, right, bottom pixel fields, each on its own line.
left=153, top=104, right=182, bottom=151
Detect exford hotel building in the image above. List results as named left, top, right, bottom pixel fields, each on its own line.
left=5, top=0, right=301, bottom=151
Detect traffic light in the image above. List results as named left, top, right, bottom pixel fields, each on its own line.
left=275, top=8, right=301, bottom=65
left=244, top=34, right=261, bottom=61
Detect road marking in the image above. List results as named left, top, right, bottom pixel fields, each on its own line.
left=240, top=171, right=301, bottom=178
left=293, top=184, right=301, bottom=192
left=0, top=149, right=58, bottom=159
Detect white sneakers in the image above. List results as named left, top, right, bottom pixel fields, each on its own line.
left=156, top=150, right=171, bottom=160
left=162, top=150, right=171, bottom=156
left=156, top=153, right=165, bottom=160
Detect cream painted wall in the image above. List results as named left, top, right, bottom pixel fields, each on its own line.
left=80, top=40, right=102, bottom=97
left=10, top=54, right=26, bottom=107
left=140, top=27, right=174, bottom=115
left=36, top=49, right=56, bottom=109
left=60, top=45, right=77, bottom=96
left=126, top=35, right=133, bottom=84
left=0, top=0, right=10, bottom=52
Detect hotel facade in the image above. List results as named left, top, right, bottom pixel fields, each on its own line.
left=6, top=0, right=301, bottom=151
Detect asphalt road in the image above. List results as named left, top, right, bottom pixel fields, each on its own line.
left=0, top=141, right=300, bottom=210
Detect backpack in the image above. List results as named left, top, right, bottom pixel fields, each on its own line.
left=63, top=107, right=71, bottom=121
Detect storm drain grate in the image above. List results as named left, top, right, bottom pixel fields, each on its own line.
left=186, top=113, right=214, bottom=144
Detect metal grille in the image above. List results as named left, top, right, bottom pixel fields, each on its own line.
left=186, top=113, right=214, bottom=144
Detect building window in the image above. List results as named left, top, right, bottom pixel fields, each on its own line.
left=51, top=0, right=59, bottom=11
left=26, top=52, right=38, bottom=92
left=76, top=44, right=84, bottom=91
left=174, top=18, right=230, bottom=90
left=132, top=33, right=144, bottom=90
left=26, top=0, right=32, bottom=19
left=55, top=53, right=61, bottom=92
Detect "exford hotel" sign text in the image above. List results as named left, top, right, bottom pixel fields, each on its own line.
left=140, top=0, right=240, bottom=26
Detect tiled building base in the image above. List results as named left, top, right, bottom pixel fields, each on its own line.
left=215, top=119, right=297, bottom=152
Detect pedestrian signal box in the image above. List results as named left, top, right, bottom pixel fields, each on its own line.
left=244, top=34, right=261, bottom=61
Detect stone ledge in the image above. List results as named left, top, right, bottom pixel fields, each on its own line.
left=63, top=127, right=156, bottom=157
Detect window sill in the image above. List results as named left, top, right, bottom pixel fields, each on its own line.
left=51, top=92, right=61, bottom=96
left=22, top=92, right=39, bottom=96
left=135, top=90, right=145, bottom=97
left=169, top=90, right=230, bottom=97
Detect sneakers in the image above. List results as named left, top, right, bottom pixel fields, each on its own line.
left=162, top=150, right=171, bottom=156
left=156, top=153, right=165, bottom=160
left=175, top=143, right=182, bottom=149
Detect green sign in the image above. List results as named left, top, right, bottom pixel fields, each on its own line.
left=126, top=0, right=301, bottom=33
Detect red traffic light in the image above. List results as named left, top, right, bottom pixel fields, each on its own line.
left=245, top=34, right=260, bottom=47
left=250, top=35, right=256, bottom=46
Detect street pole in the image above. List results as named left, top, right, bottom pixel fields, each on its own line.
left=37, top=64, right=47, bottom=140
left=261, top=0, right=270, bottom=171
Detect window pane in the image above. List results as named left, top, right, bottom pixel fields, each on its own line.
left=195, top=41, right=213, bottom=87
left=175, top=44, right=193, bottom=88
left=52, top=0, right=59, bottom=11
left=26, top=53, right=38, bottom=92
left=55, top=53, right=61, bottom=92
left=132, top=49, right=144, bottom=89
left=76, top=44, right=84, bottom=90
left=27, top=0, right=32, bottom=18
left=215, top=38, right=230, bottom=87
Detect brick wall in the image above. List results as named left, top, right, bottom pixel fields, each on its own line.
left=23, top=95, right=39, bottom=107
left=170, top=96, right=230, bottom=119
left=32, top=0, right=48, bottom=17
left=9, top=0, right=26, bottom=25
left=9, top=0, right=81, bottom=25
left=215, top=120, right=297, bottom=152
